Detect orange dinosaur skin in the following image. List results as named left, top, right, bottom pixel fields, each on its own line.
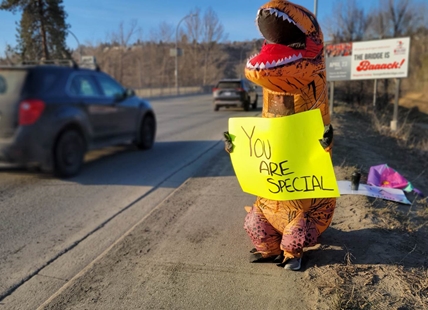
left=243, top=0, right=336, bottom=260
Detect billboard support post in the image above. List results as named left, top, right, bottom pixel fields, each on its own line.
left=373, top=79, right=378, bottom=108
left=391, top=78, right=401, bottom=131
left=329, top=81, right=334, bottom=116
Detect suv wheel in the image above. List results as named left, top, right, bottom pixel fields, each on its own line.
left=252, top=95, right=258, bottom=109
left=243, top=100, right=250, bottom=111
left=214, top=105, right=219, bottom=111
left=54, top=129, right=85, bottom=178
left=136, top=114, right=155, bottom=150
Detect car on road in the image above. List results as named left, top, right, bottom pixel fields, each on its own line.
left=0, top=60, right=156, bottom=178
left=212, top=78, right=258, bottom=111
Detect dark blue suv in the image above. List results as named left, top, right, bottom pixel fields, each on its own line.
left=0, top=61, right=156, bottom=177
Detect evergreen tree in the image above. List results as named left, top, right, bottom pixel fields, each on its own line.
left=0, top=0, right=70, bottom=60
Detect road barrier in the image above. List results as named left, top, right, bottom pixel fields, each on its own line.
left=135, top=85, right=214, bottom=98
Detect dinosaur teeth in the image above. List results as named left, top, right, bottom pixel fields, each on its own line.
left=265, top=60, right=279, bottom=69
left=277, top=11, right=294, bottom=25
left=246, top=53, right=303, bottom=69
left=246, top=60, right=255, bottom=69
left=263, top=8, right=306, bottom=33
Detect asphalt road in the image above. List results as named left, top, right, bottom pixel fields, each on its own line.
left=0, top=94, right=262, bottom=309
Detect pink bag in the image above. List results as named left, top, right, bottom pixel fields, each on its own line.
left=367, top=164, right=424, bottom=197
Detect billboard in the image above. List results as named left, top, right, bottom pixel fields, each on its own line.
left=326, top=37, right=410, bottom=81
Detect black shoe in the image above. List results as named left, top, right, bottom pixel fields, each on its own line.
left=249, top=253, right=278, bottom=263
left=273, top=253, right=284, bottom=264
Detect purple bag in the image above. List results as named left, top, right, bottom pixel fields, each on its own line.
left=367, top=164, right=424, bottom=197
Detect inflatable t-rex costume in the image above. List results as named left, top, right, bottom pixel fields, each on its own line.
left=243, top=0, right=336, bottom=269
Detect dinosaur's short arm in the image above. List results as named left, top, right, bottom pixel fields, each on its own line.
left=224, top=131, right=234, bottom=153
left=319, top=124, right=333, bottom=152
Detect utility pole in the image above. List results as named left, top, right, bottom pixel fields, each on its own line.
left=314, top=0, right=318, bottom=17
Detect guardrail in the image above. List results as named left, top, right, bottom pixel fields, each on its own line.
left=135, top=85, right=214, bottom=98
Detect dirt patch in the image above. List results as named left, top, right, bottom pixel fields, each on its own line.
left=400, top=92, right=428, bottom=114
left=305, top=102, right=428, bottom=310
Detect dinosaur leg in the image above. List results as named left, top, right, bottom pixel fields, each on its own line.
left=244, top=205, right=282, bottom=260
left=281, top=198, right=336, bottom=260
left=280, top=213, right=319, bottom=260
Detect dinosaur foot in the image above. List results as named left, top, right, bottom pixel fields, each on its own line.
left=250, top=252, right=284, bottom=263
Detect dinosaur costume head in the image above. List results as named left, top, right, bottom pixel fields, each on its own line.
left=245, top=0, right=325, bottom=94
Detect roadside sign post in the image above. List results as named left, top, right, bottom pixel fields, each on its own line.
left=391, top=78, right=402, bottom=131
left=373, top=79, right=378, bottom=108
left=329, top=81, right=334, bottom=116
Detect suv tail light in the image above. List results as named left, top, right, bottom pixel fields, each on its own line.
left=236, top=88, right=244, bottom=92
left=212, top=88, right=219, bottom=92
left=19, top=99, right=45, bottom=126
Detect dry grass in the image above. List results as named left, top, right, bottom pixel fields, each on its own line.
left=309, top=95, right=428, bottom=310
left=416, top=138, right=428, bottom=154
left=370, top=198, right=428, bottom=233
left=370, top=111, right=425, bottom=149
left=327, top=196, right=428, bottom=310
left=313, top=258, right=428, bottom=310
left=369, top=103, right=428, bottom=154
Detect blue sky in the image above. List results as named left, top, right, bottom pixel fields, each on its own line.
left=0, top=0, right=340, bottom=55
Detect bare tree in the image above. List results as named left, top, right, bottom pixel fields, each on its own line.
left=324, top=0, right=372, bottom=43
left=382, top=0, right=423, bottom=37
left=110, top=20, right=138, bottom=46
left=369, top=0, right=426, bottom=108
left=200, top=7, right=228, bottom=84
left=184, top=7, right=228, bottom=86
left=146, top=22, right=175, bottom=93
left=323, top=0, right=373, bottom=107
left=150, top=22, right=174, bottom=43
left=2, top=44, right=20, bottom=64
left=106, top=20, right=139, bottom=83
left=368, top=0, right=425, bottom=40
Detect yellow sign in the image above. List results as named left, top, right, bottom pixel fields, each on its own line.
left=228, top=109, right=339, bottom=200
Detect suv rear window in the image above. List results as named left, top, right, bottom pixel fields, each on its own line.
left=26, top=68, right=62, bottom=95
left=216, top=81, right=241, bottom=89
left=0, top=70, right=27, bottom=97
